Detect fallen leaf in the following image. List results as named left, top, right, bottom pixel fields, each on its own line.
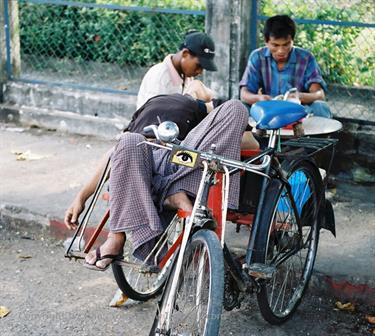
left=109, top=288, right=128, bottom=307
left=0, top=306, right=10, bottom=318
left=366, top=315, right=375, bottom=324
left=12, top=150, right=49, bottom=161
left=335, top=301, right=355, bottom=312
left=17, top=255, right=32, bottom=259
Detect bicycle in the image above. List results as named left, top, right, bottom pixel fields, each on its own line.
left=65, top=98, right=339, bottom=335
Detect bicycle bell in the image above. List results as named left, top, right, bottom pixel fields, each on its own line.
left=157, top=121, right=180, bottom=143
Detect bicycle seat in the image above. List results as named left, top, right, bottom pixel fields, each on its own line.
left=250, top=101, right=307, bottom=130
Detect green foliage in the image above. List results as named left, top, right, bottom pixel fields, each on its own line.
left=19, top=2, right=205, bottom=67
left=260, top=0, right=374, bottom=86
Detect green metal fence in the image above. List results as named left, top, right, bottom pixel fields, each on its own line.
left=11, top=0, right=205, bottom=94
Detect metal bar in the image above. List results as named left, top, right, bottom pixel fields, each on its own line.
left=245, top=160, right=272, bottom=266
left=65, top=156, right=111, bottom=257
left=3, top=0, right=12, bottom=79
left=220, top=166, right=230, bottom=247
left=336, top=116, right=375, bottom=127
left=19, top=0, right=205, bottom=16
left=249, top=0, right=258, bottom=51
left=83, top=208, right=110, bottom=254
left=258, top=15, right=375, bottom=28
left=161, top=161, right=209, bottom=331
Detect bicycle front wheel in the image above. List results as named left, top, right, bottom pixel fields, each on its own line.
left=254, top=160, right=323, bottom=324
left=112, top=213, right=182, bottom=301
left=151, top=229, right=224, bottom=336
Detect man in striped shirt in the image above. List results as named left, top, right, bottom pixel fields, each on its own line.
left=240, top=15, right=332, bottom=118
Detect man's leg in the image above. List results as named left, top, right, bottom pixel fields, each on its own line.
left=163, top=99, right=249, bottom=210
left=305, top=100, right=333, bottom=118
left=85, top=132, right=163, bottom=267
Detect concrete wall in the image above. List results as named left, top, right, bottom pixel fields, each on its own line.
left=333, top=121, right=375, bottom=183
left=0, top=82, right=135, bottom=139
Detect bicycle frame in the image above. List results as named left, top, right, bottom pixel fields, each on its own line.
left=152, top=130, right=285, bottom=331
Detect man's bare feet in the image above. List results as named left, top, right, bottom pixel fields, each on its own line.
left=164, top=192, right=193, bottom=212
left=85, top=232, right=125, bottom=270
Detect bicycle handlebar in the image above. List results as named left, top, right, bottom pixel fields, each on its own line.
left=138, top=138, right=271, bottom=176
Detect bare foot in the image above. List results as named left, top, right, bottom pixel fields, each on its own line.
left=164, top=192, right=193, bottom=212
left=85, top=232, right=125, bottom=270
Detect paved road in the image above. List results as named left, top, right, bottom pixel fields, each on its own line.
left=0, top=228, right=373, bottom=336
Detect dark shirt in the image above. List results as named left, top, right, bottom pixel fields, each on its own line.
left=125, top=93, right=207, bottom=140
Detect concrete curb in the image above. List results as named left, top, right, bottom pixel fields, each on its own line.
left=310, top=271, right=375, bottom=306
left=0, top=203, right=108, bottom=245
left=0, top=103, right=130, bottom=140
left=1, top=202, right=374, bottom=306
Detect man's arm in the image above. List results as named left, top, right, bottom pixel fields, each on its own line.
left=299, top=83, right=325, bottom=105
left=299, top=51, right=327, bottom=105
left=240, top=86, right=272, bottom=105
left=64, top=147, right=114, bottom=230
left=239, top=50, right=271, bottom=105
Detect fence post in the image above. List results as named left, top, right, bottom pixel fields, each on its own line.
left=0, top=0, right=7, bottom=101
left=0, top=0, right=21, bottom=84
left=9, top=0, right=21, bottom=78
left=205, top=0, right=252, bottom=99
left=204, top=0, right=231, bottom=98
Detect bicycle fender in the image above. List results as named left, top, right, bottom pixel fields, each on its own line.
left=281, top=157, right=319, bottom=175
left=193, top=218, right=217, bottom=232
left=320, top=199, right=336, bottom=237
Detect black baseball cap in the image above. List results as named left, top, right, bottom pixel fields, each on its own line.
left=182, top=32, right=217, bottom=71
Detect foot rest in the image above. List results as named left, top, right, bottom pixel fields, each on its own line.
left=139, top=264, right=160, bottom=274
left=248, top=263, right=276, bottom=279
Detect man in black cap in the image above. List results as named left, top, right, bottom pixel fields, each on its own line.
left=136, top=31, right=217, bottom=109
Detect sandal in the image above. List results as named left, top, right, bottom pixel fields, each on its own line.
left=83, top=247, right=124, bottom=272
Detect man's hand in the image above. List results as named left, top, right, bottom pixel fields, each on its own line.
left=240, top=86, right=271, bottom=105
left=258, top=94, right=272, bottom=101
left=185, top=80, right=214, bottom=102
left=298, top=83, right=325, bottom=104
left=64, top=197, right=85, bottom=230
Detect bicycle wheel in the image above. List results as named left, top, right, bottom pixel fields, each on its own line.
left=112, top=213, right=182, bottom=301
left=254, top=160, right=323, bottom=324
left=151, top=229, right=224, bottom=336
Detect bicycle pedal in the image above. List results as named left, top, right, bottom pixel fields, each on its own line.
left=247, top=263, right=276, bottom=279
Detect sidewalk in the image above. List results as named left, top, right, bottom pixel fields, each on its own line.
left=0, top=123, right=374, bottom=305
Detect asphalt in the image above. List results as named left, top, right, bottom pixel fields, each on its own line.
left=0, top=123, right=374, bottom=306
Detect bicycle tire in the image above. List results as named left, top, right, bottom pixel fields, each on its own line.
left=254, top=159, right=323, bottom=324
left=150, top=229, right=224, bottom=335
left=112, top=214, right=182, bottom=301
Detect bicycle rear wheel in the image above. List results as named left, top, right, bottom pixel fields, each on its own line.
left=254, top=160, right=323, bottom=324
left=151, top=229, right=224, bottom=335
left=112, top=213, right=182, bottom=301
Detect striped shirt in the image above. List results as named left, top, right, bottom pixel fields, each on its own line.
left=239, top=47, right=326, bottom=97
